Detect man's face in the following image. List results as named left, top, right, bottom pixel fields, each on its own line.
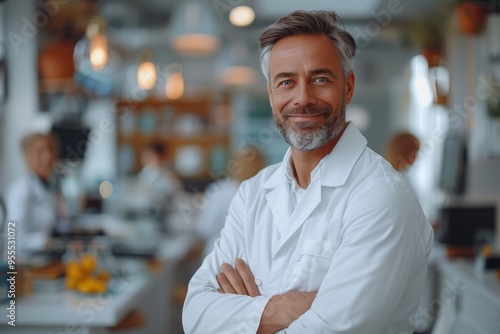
left=26, top=136, right=58, bottom=181
left=267, top=34, right=355, bottom=151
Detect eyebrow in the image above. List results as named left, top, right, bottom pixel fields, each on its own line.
left=310, top=68, right=338, bottom=80
left=272, top=68, right=339, bottom=85
left=272, top=71, right=295, bottom=85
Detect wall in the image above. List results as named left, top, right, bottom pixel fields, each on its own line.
left=351, top=45, right=416, bottom=155
left=447, top=19, right=500, bottom=197
left=0, top=0, right=38, bottom=192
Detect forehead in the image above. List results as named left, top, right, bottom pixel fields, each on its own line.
left=30, top=137, right=54, bottom=150
left=269, top=34, right=342, bottom=76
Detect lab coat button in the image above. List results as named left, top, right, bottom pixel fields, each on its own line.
left=293, top=252, right=301, bottom=262
left=255, top=276, right=262, bottom=286
left=278, top=247, right=288, bottom=256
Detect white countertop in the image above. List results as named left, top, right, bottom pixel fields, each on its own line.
left=14, top=272, right=151, bottom=327
left=1, top=233, right=198, bottom=330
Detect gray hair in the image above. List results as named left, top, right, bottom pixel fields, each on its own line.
left=258, top=10, right=356, bottom=83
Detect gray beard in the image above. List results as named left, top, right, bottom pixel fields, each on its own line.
left=274, top=105, right=346, bottom=151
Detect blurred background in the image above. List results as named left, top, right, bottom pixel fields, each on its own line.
left=0, top=0, right=499, bottom=206
left=1, top=0, right=500, bottom=333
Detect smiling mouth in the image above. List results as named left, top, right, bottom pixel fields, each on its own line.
left=287, top=113, right=324, bottom=120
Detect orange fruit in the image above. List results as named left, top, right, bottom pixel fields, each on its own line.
left=96, top=270, right=111, bottom=282
left=65, top=276, right=81, bottom=290
left=80, top=255, right=97, bottom=273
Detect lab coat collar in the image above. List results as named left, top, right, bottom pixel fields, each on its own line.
left=262, top=122, right=367, bottom=190
left=320, top=122, right=367, bottom=187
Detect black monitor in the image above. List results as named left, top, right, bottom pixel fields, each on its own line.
left=440, top=205, right=496, bottom=247
left=51, top=122, right=90, bottom=162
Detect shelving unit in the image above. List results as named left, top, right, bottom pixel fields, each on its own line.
left=115, top=95, right=232, bottom=182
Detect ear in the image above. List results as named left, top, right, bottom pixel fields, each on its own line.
left=344, top=72, right=355, bottom=105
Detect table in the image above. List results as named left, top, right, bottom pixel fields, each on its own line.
left=0, top=233, right=197, bottom=334
left=433, top=251, right=500, bottom=334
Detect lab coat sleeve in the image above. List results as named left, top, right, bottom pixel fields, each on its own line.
left=286, top=176, right=433, bottom=333
left=183, top=180, right=271, bottom=334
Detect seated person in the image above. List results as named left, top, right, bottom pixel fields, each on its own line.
left=137, top=142, right=181, bottom=199
left=3, top=132, right=67, bottom=263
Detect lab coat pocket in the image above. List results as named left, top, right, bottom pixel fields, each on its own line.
left=287, top=239, right=339, bottom=291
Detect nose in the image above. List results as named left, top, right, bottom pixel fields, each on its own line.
left=293, top=81, right=317, bottom=107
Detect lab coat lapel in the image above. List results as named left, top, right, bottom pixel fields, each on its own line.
left=277, top=179, right=321, bottom=250
left=265, top=178, right=292, bottom=237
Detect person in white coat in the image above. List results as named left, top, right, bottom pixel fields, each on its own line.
left=183, top=10, right=434, bottom=334
left=3, top=132, right=66, bottom=263
left=137, top=142, right=181, bottom=198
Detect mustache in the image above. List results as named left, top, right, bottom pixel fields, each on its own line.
left=282, top=105, right=332, bottom=117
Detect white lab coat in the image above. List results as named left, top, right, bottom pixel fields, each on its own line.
left=183, top=123, right=434, bottom=333
left=3, top=174, right=59, bottom=262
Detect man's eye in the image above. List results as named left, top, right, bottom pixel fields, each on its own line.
left=314, top=77, right=327, bottom=83
left=280, top=80, right=291, bottom=86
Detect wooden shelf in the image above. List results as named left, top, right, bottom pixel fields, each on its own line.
left=39, top=78, right=80, bottom=94
left=115, top=95, right=232, bottom=179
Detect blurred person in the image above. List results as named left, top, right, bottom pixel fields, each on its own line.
left=183, top=10, right=434, bottom=334
left=385, top=131, right=420, bottom=175
left=137, top=142, right=181, bottom=199
left=196, top=147, right=266, bottom=257
left=3, top=132, right=67, bottom=262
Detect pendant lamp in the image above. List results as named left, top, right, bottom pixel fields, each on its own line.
left=137, top=50, right=157, bottom=90
left=169, top=1, right=221, bottom=57
left=74, top=16, right=108, bottom=72
left=216, top=40, right=257, bottom=87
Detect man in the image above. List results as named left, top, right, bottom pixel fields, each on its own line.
left=183, top=10, right=434, bottom=334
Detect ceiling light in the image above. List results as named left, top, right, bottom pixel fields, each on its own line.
left=220, top=66, right=256, bottom=86
left=74, top=16, right=108, bottom=72
left=169, top=1, right=221, bottom=56
left=165, top=63, right=184, bottom=100
left=137, top=50, right=157, bottom=90
left=229, top=6, right=255, bottom=27
left=216, top=40, right=257, bottom=87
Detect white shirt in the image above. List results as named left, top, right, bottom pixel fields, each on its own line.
left=3, top=174, right=60, bottom=262
left=183, top=123, right=434, bottom=334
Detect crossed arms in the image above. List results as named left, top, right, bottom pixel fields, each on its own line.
left=217, top=258, right=316, bottom=334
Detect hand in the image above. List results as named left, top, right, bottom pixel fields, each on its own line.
left=216, top=258, right=261, bottom=297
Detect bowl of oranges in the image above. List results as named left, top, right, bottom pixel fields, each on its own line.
left=63, top=242, right=113, bottom=295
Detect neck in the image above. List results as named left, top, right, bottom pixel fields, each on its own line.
left=290, top=123, right=347, bottom=188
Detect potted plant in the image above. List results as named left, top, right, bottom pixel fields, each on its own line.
left=410, top=17, right=447, bottom=68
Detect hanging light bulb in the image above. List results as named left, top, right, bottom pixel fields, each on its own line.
left=87, top=17, right=108, bottom=71
left=137, top=50, right=157, bottom=90
left=74, top=16, right=108, bottom=72
left=165, top=63, right=184, bottom=100
left=89, top=35, right=107, bottom=71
